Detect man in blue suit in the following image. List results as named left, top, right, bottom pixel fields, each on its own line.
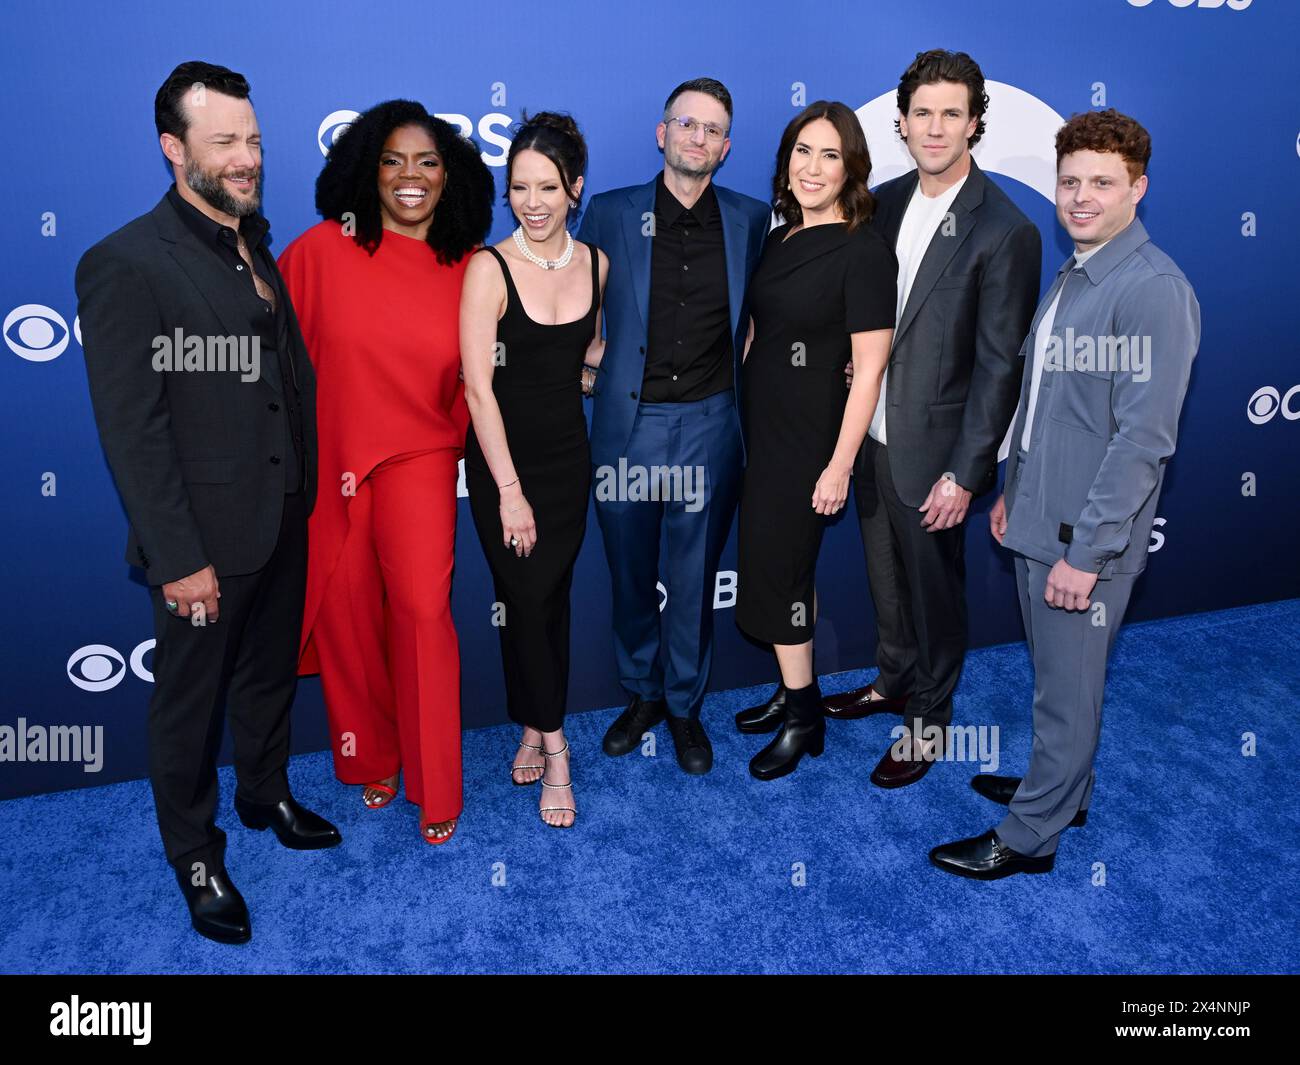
left=578, top=78, right=771, bottom=773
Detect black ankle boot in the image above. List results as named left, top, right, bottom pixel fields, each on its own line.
left=735, top=683, right=787, bottom=734
left=749, top=681, right=826, bottom=781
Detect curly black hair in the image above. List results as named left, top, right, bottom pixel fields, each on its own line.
left=315, top=99, right=494, bottom=264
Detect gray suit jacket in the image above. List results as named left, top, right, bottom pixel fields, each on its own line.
left=1002, top=217, right=1199, bottom=578
left=866, top=158, right=1041, bottom=507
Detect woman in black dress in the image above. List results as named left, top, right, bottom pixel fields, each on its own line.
left=461, top=113, right=606, bottom=827
left=736, top=101, right=896, bottom=780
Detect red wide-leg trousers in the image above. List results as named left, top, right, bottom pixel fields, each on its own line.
left=313, top=449, right=462, bottom=820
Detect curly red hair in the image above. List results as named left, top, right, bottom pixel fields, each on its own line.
left=1056, top=109, right=1151, bottom=184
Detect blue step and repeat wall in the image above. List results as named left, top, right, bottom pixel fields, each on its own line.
left=2, top=0, right=1296, bottom=798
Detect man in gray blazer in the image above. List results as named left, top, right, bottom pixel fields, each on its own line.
left=930, top=109, right=1199, bottom=879
left=812, top=51, right=1041, bottom=790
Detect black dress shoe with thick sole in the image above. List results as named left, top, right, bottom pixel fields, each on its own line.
left=234, top=795, right=342, bottom=850
left=735, top=684, right=787, bottom=734
left=928, top=829, right=1056, bottom=880
left=749, top=682, right=825, bottom=780
left=666, top=714, right=713, bottom=775
left=174, top=865, right=251, bottom=944
left=970, top=774, right=1088, bottom=827
left=602, top=696, right=668, bottom=756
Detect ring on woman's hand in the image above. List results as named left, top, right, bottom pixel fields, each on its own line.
left=510, top=537, right=520, bottom=548
left=165, top=600, right=179, bottom=614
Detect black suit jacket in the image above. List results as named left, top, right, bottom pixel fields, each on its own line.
left=76, top=193, right=318, bottom=586
left=866, top=158, right=1040, bottom=507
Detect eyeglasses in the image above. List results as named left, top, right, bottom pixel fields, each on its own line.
left=665, top=115, right=729, bottom=142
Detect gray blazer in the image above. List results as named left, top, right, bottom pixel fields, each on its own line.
left=1002, top=217, right=1199, bottom=578
left=866, top=158, right=1041, bottom=507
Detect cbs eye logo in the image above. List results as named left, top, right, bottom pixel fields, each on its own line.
left=318, top=109, right=361, bottom=156
left=1126, top=0, right=1251, bottom=8
left=5, top=304, right=78, bottom=362
left=1247, top=385, right=1300, bottom=425
left=67, top=641, right=155, bottom=692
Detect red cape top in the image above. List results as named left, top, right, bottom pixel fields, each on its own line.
left=278, top=220, right=471, bottom=674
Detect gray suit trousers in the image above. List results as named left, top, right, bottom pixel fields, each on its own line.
left=995, top=551, right=1138, bottom=858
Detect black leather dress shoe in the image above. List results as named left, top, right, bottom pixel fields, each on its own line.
left=822, top=680, right=910, bottom=720
left=749, top=682, right=825, bottom=780
left=234, top=795, right=342, bottom=850
left=928, top=829, right=1055, bottom=880
left=666, top=714, right=713, bottom=774
left=174, top=864, right=251, bottom=944
left=735, top=684, right=786, bottom=734
left=603, top=695, right=667, bottom=756
left=970, top=774, right=1088, bottom=827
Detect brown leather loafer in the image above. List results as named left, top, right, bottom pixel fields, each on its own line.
left=869, top=731, right=941, bottom=789
left=822, top=681, right=910, bottom=720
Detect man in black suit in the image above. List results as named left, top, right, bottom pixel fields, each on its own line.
left=822, top=51, right=1041, bottom=788
left=76, top=61, right=339, bottom=944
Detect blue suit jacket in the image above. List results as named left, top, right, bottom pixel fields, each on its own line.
left=577, top=176, right=771, bottom=467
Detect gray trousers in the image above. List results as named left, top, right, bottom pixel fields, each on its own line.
left=995, top=552, right=1138, bottom=858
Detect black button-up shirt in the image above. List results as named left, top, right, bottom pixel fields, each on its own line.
left=642, top=172, right=733, bottom=403
left=165, top=184, right=305, bottom=493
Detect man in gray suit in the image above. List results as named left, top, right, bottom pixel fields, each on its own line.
left=930, top=109, right=1199, bottom=879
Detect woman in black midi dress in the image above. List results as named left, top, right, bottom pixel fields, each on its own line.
left=735, top=101, right=896, bottom=780
left=461, top=113, right=605, bottom=827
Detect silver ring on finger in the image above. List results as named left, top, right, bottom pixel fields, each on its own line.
left=510, top=537, right=519, bottom=548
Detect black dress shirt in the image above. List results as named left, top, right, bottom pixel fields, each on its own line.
left=165, top=184, right=305, bottom=493
left=642, top=172, right=733, bottom=403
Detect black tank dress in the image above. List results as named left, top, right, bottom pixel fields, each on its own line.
left=464, top=242, right=598, bottom=731
left=735, top=221, right=896, bottom=645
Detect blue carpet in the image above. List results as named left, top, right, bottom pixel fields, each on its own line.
left=2, top=599, right=1296, bottom=974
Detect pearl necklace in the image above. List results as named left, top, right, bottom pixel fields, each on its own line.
left=513, top=226, right=574, bottom=270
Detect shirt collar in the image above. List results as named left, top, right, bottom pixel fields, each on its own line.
left=656, top=170, right=718, bottom=226
left=166, top=182, right=270, bottom=251
left=1059, top=215, right=1150, bottom=284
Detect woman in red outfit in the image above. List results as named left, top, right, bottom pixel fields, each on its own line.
left=278, top=100, right=493, bottom=845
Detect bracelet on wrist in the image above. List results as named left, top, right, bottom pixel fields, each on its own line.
left=497, top=477, right=519, bottom=490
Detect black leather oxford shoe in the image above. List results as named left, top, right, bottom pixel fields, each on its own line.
left=234, top=795, right=342, bottom=850
left=928, top=829, right=1055, bottom=880
left=602, top=696, right=667, bottom=756
left=666, top=714, right=713, bottom=775
left=175, top=864, right=251, bottom=944
left=970, top=774, right=1088, bottom=827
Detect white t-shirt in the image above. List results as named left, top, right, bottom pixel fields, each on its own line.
left=1019, top=240, right=1108, bottom=452
left=868, top=173, right=968, bottom=446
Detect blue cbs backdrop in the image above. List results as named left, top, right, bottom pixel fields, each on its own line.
left=2, top=0, right=1296, bottom=799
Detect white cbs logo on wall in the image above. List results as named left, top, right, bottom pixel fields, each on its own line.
left=656, top=572, right=737, bottom=613
left=67, top=641, right=155, bottom=692
left=1247, top=385, right=1300, bottom=425
left=1127, top=0, right=1251, bottom=8
left=318, top=109, right=513, bottom=165
left=5, top=305, right=80, bottom=362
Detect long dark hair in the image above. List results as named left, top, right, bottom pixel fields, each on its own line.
left=315, top=99, right=493, bottom=264
left=771, top=101, right=875, bottom=232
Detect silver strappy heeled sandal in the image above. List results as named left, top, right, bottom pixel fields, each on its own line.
left=540, top=741, right=576, bottom=829
left=511, top=739, right=545, bottom=786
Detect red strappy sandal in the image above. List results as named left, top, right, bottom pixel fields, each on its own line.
left=362, top=776, right=398, bottom=809
left=421, top=812, right=458, bottom=845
